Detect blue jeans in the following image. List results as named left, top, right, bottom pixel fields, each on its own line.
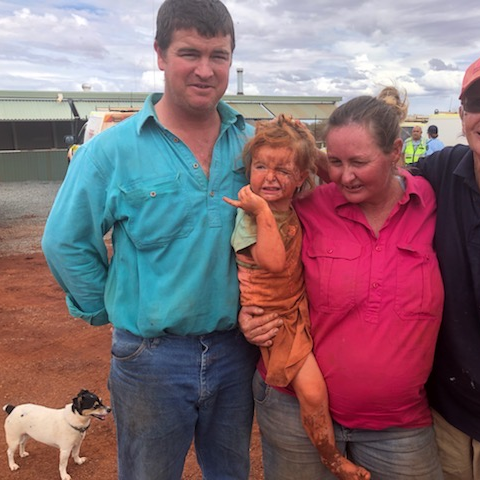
left=253, top=370, right=444, bottom=480
left=109, top=327, right=259, bottom=480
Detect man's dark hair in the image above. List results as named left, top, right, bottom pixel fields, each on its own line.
left=155, top=0, right=235, bottom=52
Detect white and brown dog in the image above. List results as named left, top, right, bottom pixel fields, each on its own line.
left=3, top=389, right=111, bottom=480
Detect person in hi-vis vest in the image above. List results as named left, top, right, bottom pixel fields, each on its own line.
left=401, top=125, right=427, bottom=164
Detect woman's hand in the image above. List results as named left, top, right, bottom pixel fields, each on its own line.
left=238, top=306, right=283, bottom=347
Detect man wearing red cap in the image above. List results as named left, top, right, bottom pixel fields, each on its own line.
left=414, top=57, right=480, bottom=479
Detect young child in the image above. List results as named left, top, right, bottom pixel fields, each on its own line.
left=224, top=115, right=370, bottom=480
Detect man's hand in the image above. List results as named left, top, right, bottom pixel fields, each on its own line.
left=238, top=306, right=283, bottom=347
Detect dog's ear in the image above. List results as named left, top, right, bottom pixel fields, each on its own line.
left=72, top=394, right=82, bottom=413
left=73, top=390, right=82, bottom=405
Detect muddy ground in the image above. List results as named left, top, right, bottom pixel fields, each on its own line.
left=0, top=181, right=263, bottom=479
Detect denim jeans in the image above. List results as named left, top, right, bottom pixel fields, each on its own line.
left=109, top=327, right=259, bottom=480
left=253, top=370, right=444, bottom=480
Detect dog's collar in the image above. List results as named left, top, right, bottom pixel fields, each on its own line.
left=69, top=423, right=90, bottom=433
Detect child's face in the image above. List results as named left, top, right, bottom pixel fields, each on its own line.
left=249, top=145, right=308, bottom=211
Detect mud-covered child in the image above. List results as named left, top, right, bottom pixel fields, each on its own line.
left=223, top=115, right=370, bottom=480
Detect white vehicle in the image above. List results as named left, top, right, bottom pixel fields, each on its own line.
left=401, top=112, right=466, bottom=147
left=67, top=108, right=139, bottom=162
left=82, top=109, right=139, bottom=143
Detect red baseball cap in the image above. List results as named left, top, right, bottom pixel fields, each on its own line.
left=459, top=57, right=480, bottom=100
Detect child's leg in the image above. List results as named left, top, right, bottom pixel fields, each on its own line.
left=291, top=353, right=370, bottom=480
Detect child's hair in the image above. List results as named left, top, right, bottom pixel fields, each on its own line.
left=242, top=114, right=318, bottom=193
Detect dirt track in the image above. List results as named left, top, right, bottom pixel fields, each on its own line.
left=0, top=181, right=263, bottom=479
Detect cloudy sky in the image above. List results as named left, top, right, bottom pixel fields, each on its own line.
left=1, top=0, right=480, bottom=115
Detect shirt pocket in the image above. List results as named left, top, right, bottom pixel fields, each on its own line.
left=119, top=174, right=193, bottom=249
left=395, top=243, right=443, bottom=320
left=305, top=237, right=361, bottom=312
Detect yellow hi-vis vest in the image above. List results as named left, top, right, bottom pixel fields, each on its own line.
left=403, top=138, right=427, bottom=164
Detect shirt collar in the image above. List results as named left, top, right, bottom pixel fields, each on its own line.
left=134, top=93, right=247, bottom=135
left=453, top=148, right=479, bottom=192
left=398, top=168, right=427, bottom=208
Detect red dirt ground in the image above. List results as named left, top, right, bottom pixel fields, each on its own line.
left=0, top=205, right=263, bottom=479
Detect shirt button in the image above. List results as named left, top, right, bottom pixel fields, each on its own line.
left=375, top=246, right=382, bottom=252
left=372, top=282, right=379, bottom=289
left=327, top=249, right=333, bottom=254
left=173, top=137, right=179, bottom=143
left=150, top=191, right=157, bottom=198
left=210, top=191, right=215, bottom=197
left=193, top=163, right=199, bottom=169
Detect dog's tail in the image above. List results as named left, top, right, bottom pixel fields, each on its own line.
left=3, top=404, right=15, bottom=415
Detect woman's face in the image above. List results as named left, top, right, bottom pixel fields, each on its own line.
left=326, top=124, right=402, bottom=207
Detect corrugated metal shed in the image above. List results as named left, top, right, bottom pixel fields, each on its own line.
left=0, top=100, right=76, bottom=121
left=0, top=91, right=147, bottom=121
left=262, top=103, right=336, bottom=120
left=225, top=102, right=273, bottom=119
left=0, top=91, right=341, bottom=121
left=0, top=150, right=67, bottom=181
left=0, top=91, right=341, bottom=181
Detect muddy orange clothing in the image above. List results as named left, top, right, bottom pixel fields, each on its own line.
left=294, top=169, right=444, bottom=430
left=231, top=207, right=312, bottom=387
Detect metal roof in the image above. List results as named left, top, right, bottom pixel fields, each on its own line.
left=0, top=100, right=73, bottom=121
left=0, top=91, right=341, bottom=121
left=225, top=102, right=273, bottom=119
left=262, top=103, right=336, bottom=120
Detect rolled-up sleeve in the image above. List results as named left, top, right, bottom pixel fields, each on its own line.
left=42, top=145, right=113, bottom=325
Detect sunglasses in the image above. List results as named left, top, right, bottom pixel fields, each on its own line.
left=463, top=96, right=480, bottom=114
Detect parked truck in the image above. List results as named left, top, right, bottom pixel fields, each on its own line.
left=401, top=111, right=467, bottom=147
left=67, top=108, right=140, bottom=162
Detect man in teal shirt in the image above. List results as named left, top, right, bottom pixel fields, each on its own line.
left=42, top=1, right=258, bottom=478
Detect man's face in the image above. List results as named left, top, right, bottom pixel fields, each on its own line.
left=411, top=126, right=422, bottom=141
left=155, top=28, right=232, bottom=117
left=461, top=80, right=480, bottom=161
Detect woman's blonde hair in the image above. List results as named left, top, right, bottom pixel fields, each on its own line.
left=322, top=86, right=408, bottom=154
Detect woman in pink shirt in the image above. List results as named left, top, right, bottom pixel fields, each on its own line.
left=241, top=87, right=444, bottom=479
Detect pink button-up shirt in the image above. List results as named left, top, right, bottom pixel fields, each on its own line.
left=294, top=170, right=444, bottom=430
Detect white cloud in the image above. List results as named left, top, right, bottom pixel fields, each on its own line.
left=0, top=0, right=480, bottom=114
left=71, top=13, right=89, bottom=27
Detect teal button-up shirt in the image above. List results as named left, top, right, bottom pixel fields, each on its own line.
left=42, top=94, right=253, bottom=337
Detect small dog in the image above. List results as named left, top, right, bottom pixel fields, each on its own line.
left=3, top=389, right=111, bottom=480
